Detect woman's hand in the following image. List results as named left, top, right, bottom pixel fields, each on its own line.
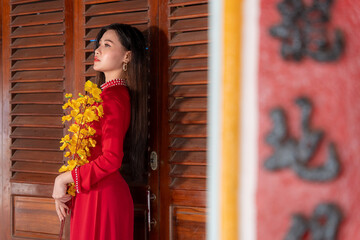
left=55, top=199, right=70, bottom=222
left=52, top=174, right=72, bottom=221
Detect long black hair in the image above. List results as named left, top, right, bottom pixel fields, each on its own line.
left=94, top=23, right=148, bottom=180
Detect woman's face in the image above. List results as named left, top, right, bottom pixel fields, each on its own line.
left=93, top=30, right=130, bottom=75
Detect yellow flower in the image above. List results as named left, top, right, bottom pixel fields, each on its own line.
left=69, top=124, right=80, bottom=133
left=84, top=109, right=98, bottom=122
left=62, top=115, right=72, bottom=123
left=65, top=93, right=73, bottom=98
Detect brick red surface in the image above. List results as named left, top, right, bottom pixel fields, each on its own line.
left=257, top=0, right=360, bottom=239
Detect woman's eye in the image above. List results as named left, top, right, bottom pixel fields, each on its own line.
left=105, top=43, right=110, bottom=47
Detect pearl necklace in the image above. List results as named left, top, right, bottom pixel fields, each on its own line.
left=100, top=79, right=127, bottom=90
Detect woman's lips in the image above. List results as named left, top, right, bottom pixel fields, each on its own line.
left=94, top=57, right=100, bottom=62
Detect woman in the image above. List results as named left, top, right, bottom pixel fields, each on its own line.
left=52, top=23, right=147, bottom=239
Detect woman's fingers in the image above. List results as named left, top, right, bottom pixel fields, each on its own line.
left=55, top=200, right=69, bottom=222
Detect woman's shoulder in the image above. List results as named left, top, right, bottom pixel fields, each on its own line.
left=101, top=85, right=130, bottom=102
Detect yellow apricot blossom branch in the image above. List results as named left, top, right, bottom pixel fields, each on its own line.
left=59, top=81, right=103, bottom=196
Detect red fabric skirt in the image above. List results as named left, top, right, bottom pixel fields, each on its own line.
left=70, top=172, right=133, bottom=240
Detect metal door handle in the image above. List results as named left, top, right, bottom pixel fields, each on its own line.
left=147, top=189, right=157, bottom=232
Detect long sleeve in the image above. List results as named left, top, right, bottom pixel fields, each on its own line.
left=71, top=86, right=130, bottom=193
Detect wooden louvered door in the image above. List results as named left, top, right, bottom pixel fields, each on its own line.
left=77, top=1, right=158, bottom=239
left=2, top=0, right=71, bottom=239
left=165, top=0, right=208, bottom=239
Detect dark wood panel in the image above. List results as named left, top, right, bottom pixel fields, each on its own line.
left=12, top=196, right=60, bottom=239
left=11, top=139, right=62, bottom=151
left=169, top=0, right=207, bottom=7
left=11, top=58, right=64, bottom=71
left=171, top=58, right=207, bottom=72
left=11, top=11, right=64, bottom=27
left=11, top=23, right=64, bottom=38
left=170, top=98, right=207, bottom=112
left=170, top=138, right=206, bottom=151
left=12, top=150, right=63, bottom=164
left=171, top=71, right=207, bottom=85
left=11, top=105, right=62, bottom=116
left=170, top=124, right=206, bottom=137
left=85, top=11, right=149, bottom=28
left=170, top=165, right=206, bottom=178
left=11, top=82, right=63, bottom=93
left=11, top=127, right=63, bottom=139
left=170, top=31, right=207, bottom=46
left=170, top=112, right=207, bottom=124
left=11, top=35, right=65, bottom=48
left=171, top=190, right=206, bottom=207
left=11, top=0, right=64, bottom=16
left=11, top=172, right=57, bottom=185
left=169, top=3, right=208, bottom=20
left=171, top=85, right=207, bottom=97
left=170, top=17, right=207, bottom=32
left=11, top=93, right=63, bottom=104
left=171, top=44, right=207, bottom=59
left=170, top=151, right=206, bottom=165
left=170, top=178, right=206, bottom=191
left=85, top=0, right=148, bottom=16
left=11, top=162, right=61, bottom=174
left=12, top=47, right=64, bottom=60
left=11, top=116, right=63, bottom=128
left=11, top=70, right=63, bottom=82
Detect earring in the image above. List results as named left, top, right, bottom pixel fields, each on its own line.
left=123, top=62, right=128, bottom=72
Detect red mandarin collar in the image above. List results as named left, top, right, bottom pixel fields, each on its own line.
left=101, top=79, right=127, bottom=91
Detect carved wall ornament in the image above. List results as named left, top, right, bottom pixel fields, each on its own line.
left=284, top=203, right=342, bottom=240
left=264, top=97, right=340, bottom=181
left=270, top=0, right=344, bottom=62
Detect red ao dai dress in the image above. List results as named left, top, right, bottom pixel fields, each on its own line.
left=70, top=79, right=133, bottom=240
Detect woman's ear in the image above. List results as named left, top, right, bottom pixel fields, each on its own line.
left=124, top=51, right=132, bottom=63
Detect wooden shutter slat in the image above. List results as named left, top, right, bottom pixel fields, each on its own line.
left=11, top=139, right=61, bottom=151
left=170, top=31, right=207, bottom=46
left=170, top=165, right=206, bottom=178
left=84, top=23, right=148, bottom=41
left=85, top=0, right=123, bottom=4
left=171, top=85, right=207, bottom=97
left=171, top=190, right=206, bottom=207
left=12, top=47, right=64, bottom=60
left=171, top=71, right=207, bottom=85
left=11, top=82, right=63, bottom=93
left=85, top=0, right=148, bottom=16
left=12, top=70, right=63, bottom=82
left=12, top=150, right=63, bottom=163
left=170, top=138, right=206, bottom=151
left=11, top=12, right=64, bottom=27
left=12, top=93, right=63, bottom=104
left=11, top=82, right=63, bottom=94
left=11, top=105, right=62, bottom=116
left=10, top=172, right=56, bottom=185
left=11, top=35, right=65, bottom=49
left=11, top=162, right=61, bottom=174
left=171, top=44, right=207, bottom=59
left=85, top=12, right=148, bottom=29
left=11, top=23, right=64, bottom=38
left=172, top=58, right=207, bottom=72
left=170, top=151, right=206, bottom=165
left=11, top=58, right=64, bottom=71
left=170, top=178, right=206, bottom=190
left=170, top=98, right=207, bottom=112
left=169, top=4, right=208, bottom=20
left=11, top=127, right=63, bottom=139
left=170, top=124, right=206, bottom=137
left=170, top=17, right=207, bottom=32
left=174, top=207, right=206, bottom=221
left=174, top=222, right=205, bottom=240
left=11, top=0, right=43, bottom=4
left=11, top=116, right=62, bottom=128
left=169, top=0, right=207, bottom=7
left=170, top=112, right=207, bottom=124
left=84, top=66, right=96, bottom=76
left=11, top=0, right=64, bottom=16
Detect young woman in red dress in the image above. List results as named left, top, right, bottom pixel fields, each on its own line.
left=52, top=23, right=147, bottom=240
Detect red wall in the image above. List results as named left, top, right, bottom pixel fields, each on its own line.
left=257, top=0, right=360, bottom=239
